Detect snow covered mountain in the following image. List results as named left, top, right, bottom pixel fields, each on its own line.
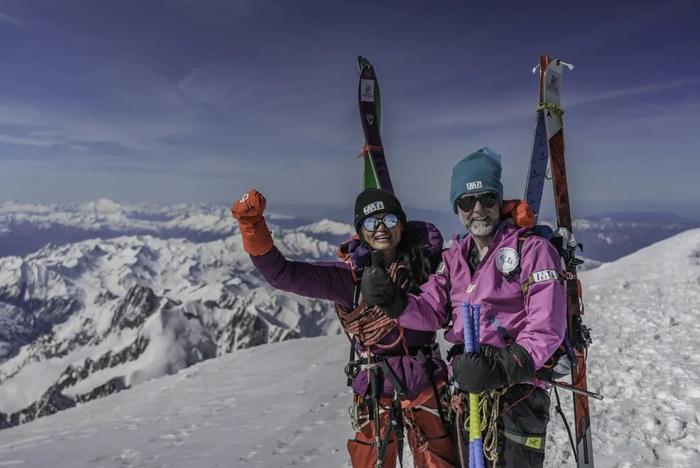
left=0, top=199, right=351, bottom=259
left=0, top=213, right=348, bottom=428
left=0, top=199, right=693, bottom=439
left=3, top=200, right=696, bottom=262
left=1, top=228, right=699, bottom=466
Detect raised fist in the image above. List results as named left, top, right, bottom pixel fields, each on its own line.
left=230, top=189, right=273, bottom=256
left=231, top=189, right=266, bottom=222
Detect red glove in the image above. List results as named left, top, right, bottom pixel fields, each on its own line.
left=231, top=189, right=274, bottom=256
left=501, top=199, right=535, bottom=228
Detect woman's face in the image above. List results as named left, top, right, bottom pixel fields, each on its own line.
left=361, top=213, right=403, bottom=254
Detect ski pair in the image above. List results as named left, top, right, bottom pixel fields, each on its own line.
left=354, top=56, right=401, bottom=468
left=525, top=54, right=596, bottom=468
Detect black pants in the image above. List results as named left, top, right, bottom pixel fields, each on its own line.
left=455, top=384, right=550, bottom=468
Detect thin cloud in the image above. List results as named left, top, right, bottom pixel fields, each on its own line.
left=0, top=101, right=190, bottom=156
left=569, top=79, right=699, bottom=107
left=397, top=77, right=698, bottom=134
left=0, top=12, right=24, bottom=27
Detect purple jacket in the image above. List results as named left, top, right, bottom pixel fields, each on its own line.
left=398, top=222, right=567, bottom=372
left=250, top=222, right=448, bottom=399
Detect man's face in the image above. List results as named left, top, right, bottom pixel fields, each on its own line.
left=456, top=191, right=500, bottom=237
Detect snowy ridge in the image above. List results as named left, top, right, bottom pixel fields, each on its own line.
left=295, top=219, right=355, bottom=237
left=569, top=214, right=698, bottom=262
left=0, top=229, right=699, bottom=465
left=2, top=199, right=696, bottom=262
left=0, top=199, right=341, bottom=259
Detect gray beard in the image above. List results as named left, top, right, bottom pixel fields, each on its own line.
left=466, top=219, right=497, bottom=237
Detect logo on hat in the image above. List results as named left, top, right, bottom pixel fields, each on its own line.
left=495, top=247, right=519, bottom=274
left=363, top=201, right=385, bottom=215
left=466, top=181, right=483, bottom=191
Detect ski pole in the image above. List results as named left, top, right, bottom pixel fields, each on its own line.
left=367, top=355, right=383, bottom=468
left=462, top=303, right=485, bottom=468
left=548, top=380, right=603, bottom=400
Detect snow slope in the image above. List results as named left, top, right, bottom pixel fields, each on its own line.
left=1, top=229, right=700, bottom=466
left=0, top=336, right=353, bottom=467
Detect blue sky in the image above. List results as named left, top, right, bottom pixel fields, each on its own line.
left=0, top=0, right=698, bottom=216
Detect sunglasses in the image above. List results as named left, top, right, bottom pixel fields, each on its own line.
left=456, top=192, right=499, bottom=212
left=362, top=213, right=400, bottom=232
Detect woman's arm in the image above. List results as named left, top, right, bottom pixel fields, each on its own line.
left=251, top=247, right=356, bottom=310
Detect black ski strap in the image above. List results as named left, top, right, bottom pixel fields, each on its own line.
left=378, top=360, right=406, bottom=398
left=344, top=283, right=362, bottom=387
left=553, top=385, right=578, bottom=461
left=390, top=396, right=405, bottom=468
left=347, top=341, right=356, bottom=387
left=353, top=282, right=362, bottom=308
left=416, top=347, right=449, bottom=431
left=376, top=402, right=397, bottom=468
left=377, top=361, right=405, bottom=467
left=369, top=357, right=385, bottom=468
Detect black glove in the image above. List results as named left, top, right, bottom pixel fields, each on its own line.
left=360, top=251, right=407, bottom=319
left=452, top=343, right=535, bottom=393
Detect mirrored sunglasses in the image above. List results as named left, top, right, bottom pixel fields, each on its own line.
left=362, top=213, right=400, bottom=232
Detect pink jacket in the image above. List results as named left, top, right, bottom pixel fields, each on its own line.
left=398, top=222, right=567, bottom=370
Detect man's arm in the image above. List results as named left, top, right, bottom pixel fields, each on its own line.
left=515, top=236, right=568, bottom=369
left=396, top=251, right=453, bottom=332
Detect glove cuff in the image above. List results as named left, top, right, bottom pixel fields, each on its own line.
left=239, top=218, right=273, bottom=256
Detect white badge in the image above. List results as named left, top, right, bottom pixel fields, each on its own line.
left=495, top=247, right=519, bottom=274
left=360, top=79, right=375, bottom=102
left=532, top=270, right=559, bottom=283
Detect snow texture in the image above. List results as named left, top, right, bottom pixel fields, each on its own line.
left=1, top=229, right=700, bottom=466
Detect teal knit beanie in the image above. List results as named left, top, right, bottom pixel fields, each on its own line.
left=449, top=147, right=503, bottom=213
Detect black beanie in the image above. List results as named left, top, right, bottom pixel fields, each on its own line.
left=353, top=188, right=407, bottom=232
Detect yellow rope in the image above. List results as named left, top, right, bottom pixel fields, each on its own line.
left=482, top=387, right=508, bottom=464
left=457, top=388, right=509, bottom=465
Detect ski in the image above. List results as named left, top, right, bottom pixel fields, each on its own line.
left=524, top=55, right=595, bottom=467
left=524, top=55, right=551, bottom=219
left=536, top=55, right=595, bottom=468
left=357, top=56, right=394, bottom=193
